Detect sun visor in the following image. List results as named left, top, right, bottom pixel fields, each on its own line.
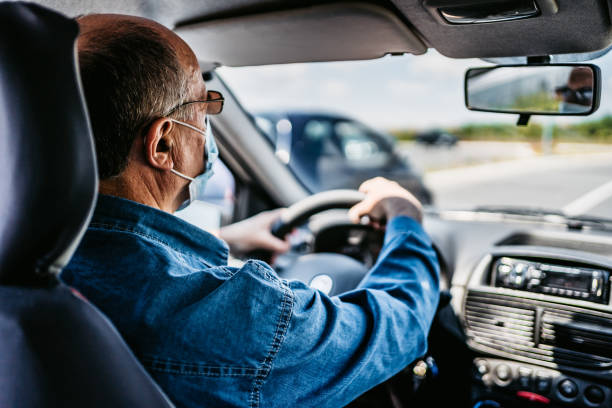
left=175, top=2, right=426, bottom=67
left=392, top=0, right=612, bottom=59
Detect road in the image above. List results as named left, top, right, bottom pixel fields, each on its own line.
left=399, top=142, right=612, bottom=219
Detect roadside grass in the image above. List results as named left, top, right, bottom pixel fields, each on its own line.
left=390, top=114, right=612, bottom=144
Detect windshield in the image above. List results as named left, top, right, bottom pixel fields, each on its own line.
left=217, top=50, right=612, bottom=219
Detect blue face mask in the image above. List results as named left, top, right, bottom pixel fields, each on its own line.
left=559, top=101, right=590, bottom=114
left=169, top=116, right=218, bottom=209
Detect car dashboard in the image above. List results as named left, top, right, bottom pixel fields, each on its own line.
left=272, top=208, right=612, bottom=407
left=426, top=210, right=612, bottom=408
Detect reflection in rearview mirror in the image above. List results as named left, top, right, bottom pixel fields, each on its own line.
left=465, top=64, right=600, bottom=116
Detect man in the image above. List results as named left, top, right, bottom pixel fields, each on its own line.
left=555, top=66, right=594, bottom=113
left=61, top=14, right=440, bottom=408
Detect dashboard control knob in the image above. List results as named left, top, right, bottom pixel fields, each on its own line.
left=475, top=360, right=489, bottom=375
left=517, top=367, right=532, bottom=389
left=535, top=372, right=551, bottom=394
left=584, top=386, right=605, bottom=405
left=495, top=364, right=511, bottom=383
left=558, top=379, right=578, bottom=399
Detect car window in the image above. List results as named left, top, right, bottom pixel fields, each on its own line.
left=303, top=119, right=333, bottom=143
left=219, top=50, right=612, bottom=215
left=283, top=118, right=333, bottom=192
left=300, top=119, right=339, bottom=157
left=334, top=120, right=389, bottom=165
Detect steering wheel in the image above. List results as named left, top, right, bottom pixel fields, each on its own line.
left=270, top=189, right=365, bottom=238
left=264, top=188, right=448, bottom=297
left=265, top=189, right=376, bottom=296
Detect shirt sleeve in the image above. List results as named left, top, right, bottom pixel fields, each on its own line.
left=260, top=216, right=440, bottom=408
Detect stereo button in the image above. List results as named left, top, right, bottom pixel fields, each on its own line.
left=528, top=279, right=541, bottom=288
left=498, top=264, right=512, bottom=274
left=585, top=386, right=605, bottom=405
left=528, top=268, right=543, bottom=279
left=558, top=379, right=578, bottom=399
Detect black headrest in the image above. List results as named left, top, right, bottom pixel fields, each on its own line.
left=0, top=3, right=97, bottom=286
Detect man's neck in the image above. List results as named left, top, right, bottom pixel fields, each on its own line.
left=99, top=173, right=169, bottom=213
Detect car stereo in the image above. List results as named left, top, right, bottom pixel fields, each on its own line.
left=493, top=257, right=610, bottom=304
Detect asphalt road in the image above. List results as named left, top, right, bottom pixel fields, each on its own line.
left=399, top=142, right=612, bottom=219
left=402, top=141, right=537, bottom=172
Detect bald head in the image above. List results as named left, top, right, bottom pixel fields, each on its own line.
left=76, top=14, right=204, bottom=179
left=78, top=14, right=199, bottom=77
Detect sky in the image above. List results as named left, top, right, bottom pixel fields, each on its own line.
left=217, top=49, right=612, bottom=132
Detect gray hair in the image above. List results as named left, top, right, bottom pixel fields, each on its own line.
left=78, top=20, right=194, bottom=179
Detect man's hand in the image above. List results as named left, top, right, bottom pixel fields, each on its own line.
left=219, top=209, right=290, bottom=255
left=348, top=177, right=423, bottom=226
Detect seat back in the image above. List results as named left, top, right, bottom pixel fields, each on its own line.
left=0, top=2, right=95, bottom=285
left=0, top=3, right=173, bottom=406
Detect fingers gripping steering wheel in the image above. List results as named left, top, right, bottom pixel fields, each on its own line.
left=267, top=189, right=371, bottom=296
left=270, top=189, right=365, bottom=238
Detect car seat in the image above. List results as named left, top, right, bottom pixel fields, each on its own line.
left=0, top=3, right=174, bottom=407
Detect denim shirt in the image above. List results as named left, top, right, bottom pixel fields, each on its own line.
left=61, top=194, right=440, bottom=408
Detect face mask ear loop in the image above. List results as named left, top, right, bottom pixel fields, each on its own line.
left=143, top=119, right=196, bottom=182
left=171, top=119, right=207, bottom=136
left=170, top=168, right=195, bottom=181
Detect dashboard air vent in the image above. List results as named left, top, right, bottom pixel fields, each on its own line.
left=465, top=292, right=536, bottom=352
left=465, top=292, right=612, bottom=369
left=540, top=309, right=612, bottom=369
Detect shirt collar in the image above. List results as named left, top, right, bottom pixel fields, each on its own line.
left=90, top=194, right=229, bottom=266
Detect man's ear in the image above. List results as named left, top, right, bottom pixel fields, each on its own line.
left=143, top=117, right=175, bottom=171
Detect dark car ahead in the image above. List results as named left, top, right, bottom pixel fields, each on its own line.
left=254, top=111, right=433, bottom=204
left=416, top=129, right=458, bottom=146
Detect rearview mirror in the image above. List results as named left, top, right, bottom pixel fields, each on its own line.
left=465, top=64, right=601, bottom=117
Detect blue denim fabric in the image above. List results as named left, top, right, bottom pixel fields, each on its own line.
left=61, top=194, right=440, bottom=408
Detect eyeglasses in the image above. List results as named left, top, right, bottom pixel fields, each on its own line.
left=554, top=86, right=593, bottom=105
left=167, top=90, right=225, bottom=116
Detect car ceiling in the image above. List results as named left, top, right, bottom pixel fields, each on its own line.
left=28, top=0, right=612, bottom=65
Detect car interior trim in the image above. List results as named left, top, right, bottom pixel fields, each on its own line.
left=393, top=0, right=612, bottom=58
left=175, top=2, right=426, bottom=67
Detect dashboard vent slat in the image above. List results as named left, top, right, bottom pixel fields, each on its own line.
left=465, top=292, right=536, bottom=351
left=465, top=292, right=612, bottom=370
left=468, top=316, right=533, bottom=332
left=466, top=307, right=535, bottom=322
